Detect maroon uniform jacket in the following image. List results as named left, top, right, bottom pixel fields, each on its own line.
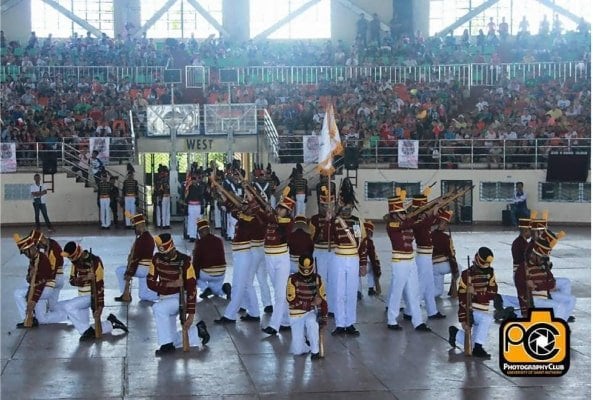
left=457, top=265, right=497, bottom=323
left=512, top=235, right=529, bottom=274
left=386, top=216, right=416, bottom=261
left=147, top=251, right=197, bottom=314
left=45, top=239, right=64, bottom=278
left=412, top=214, right=437, bottom=254
left=69, top=252, right=106, bottom=308
left=126, top=230, right=155, bottom=278
left=193, top=233, right=226, bottom=276
left=27, top=252, right=54, bottom=303
left=431, top=229, right=459, bottom=275
left=515, top=259, right=555, bottom=316
left=288, top=229, right=315, bottom=259
left=332, top=215, right=367, bottom=268
left=361, top=236, right=381, bottom=277
left=286, top=272, right=328, bottom=317
left=309, top=213, right=334, bottom=250
left=257, top=208, right=293, bottom=254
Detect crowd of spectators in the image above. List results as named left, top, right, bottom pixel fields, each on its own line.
left=1, top=13, right=590, bottom=71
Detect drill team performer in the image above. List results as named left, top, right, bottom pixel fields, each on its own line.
left=194, top=218, right=230, bottom=300
left=114, top=212, right=158, bottom=302
left=148, top=233, right=210, bottom=355
left=431, top=209, right=459, bottom=298
left=287, top=255, right=328, bottom=360
left=61, top=242, right=128, bottom=340
left=30, top=229, right=65, bottom=312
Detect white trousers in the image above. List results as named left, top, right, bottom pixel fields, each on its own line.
left=290, top=310, right=320, bottom=355
left=455, top=309, right=492, bottom=346
left=214, top=200, right=222, bottom=228
left=100, top=197, right=111, bottom=227
left=534, top=295, right=576, bottom=322
left=316, top=250, right=334, bottom=313
left=412, top=253, right=437, bottom=316
left=332, top=255, right=359, bottom=328
left=252, top=246, right=272, bottom=307
left=433, top=261, right=452, bottom=298
left=555, top=277, right=572, bottom=297
left=266, top=252, right=291, bottom=330
left=224, top=250, right=259, bottom=318
left=227, top=213, right=237, bottom=239
left=387, top=259, right=423, bottom=327
left=290, top=257, right=299, bottom=274
left=295, top=193, right=306, bottom=216
left=500, top=294, right=522, bottom=310
left=198, top=271, right=225, bottom=296
left=49, top=273, right=65, bottom=311
left=14, top=284, right=67, bottom=324
left=151, top=296, right=200, bottom=347
left=187, top=204, right=202, bottom=239
left=124, top=196, right=136, bottom=226
left=157, top=196, right=171, bottom=227
left=366, top=266, right=375, bottom=289
left=59, top=294, right=113, bottom=334
left=116, top=265, right=159, bottom=301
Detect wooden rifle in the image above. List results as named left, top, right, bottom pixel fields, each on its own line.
left=464, top=255, right=472, bottom=356
left=178, top=258, right=189, bottom=352
left=120, top=239, right=136, bottom=302
left=407, top=186, right=473, bottom=219
left=314, top=257, right=325, bottom=358
left=89, top=248, right=102, bottom=338
left=243, top=180, right=272, bottom=212
left=24, top=254, right=40, bottom=328
left=447, top=226, right=458, bottom=298
left=209, top=171, right=242, bottom=208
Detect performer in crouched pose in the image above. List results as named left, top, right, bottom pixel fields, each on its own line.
left=147, top=233, right=210, bottom=355
left=287, top=256, right=328, bottom=360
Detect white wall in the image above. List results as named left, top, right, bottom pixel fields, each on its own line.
left=1, top=164, right=141, bottom=225
left=270, top=165, right=591, bottom=224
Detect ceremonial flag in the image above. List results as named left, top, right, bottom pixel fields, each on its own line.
left=317, top=104, right=343, bottom=175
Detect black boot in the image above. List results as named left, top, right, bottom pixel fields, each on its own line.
left=428, top=312, right=447, bottom=320
left=472, top=343, right=491, bottom=359
left=199, top=287, right=213, bottom=299
left=263, top=305, right=273, bottom=314
left=415, top=323, right=431, bottom=332
left=107, top=314, right=128, bottom=332
left=80, top=327, right=96, bottom=341
left=214, top=316, right=236, bottom=324
left=357, top=291, right=363, bottom=301
left=197, top=321, right=210, bottom=345
left=368, top=287, right=376, bottom=296
left=345, top=325, right=360, bottom=336
left=222, top=283, right=232, bottom=300
left=155, top=343, right=176, bottom=356
left=311, top=352, right=322, bottom=361
left=261, top=326, right=277, bottom=335
left=16, top=317, right=39, bottom=329
left=493, top=294, right=505, bottom=321
left=448, top=326, right=458, bottom=348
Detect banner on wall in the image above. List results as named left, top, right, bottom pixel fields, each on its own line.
left=398, top=139, right=419, bottom=169
left=303, top=135, right=320, bottom=164
left=90, top=137, right=110, bottom=165
left=0, top=143, right=17, bottom=173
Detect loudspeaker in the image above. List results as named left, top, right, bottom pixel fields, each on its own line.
left=219, top=69, right=238, bottom=83
left=502, top=209, right=512, bottom=226
left=546, top=152, right=589, bottom=182
left=344, top=147, right=359, bottom=170
left=164, top=69, right=181, bottom=84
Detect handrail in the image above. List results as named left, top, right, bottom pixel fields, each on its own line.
left=4, top=61, right=589, bottom=88
left=261, top=108, right=280, bottom=163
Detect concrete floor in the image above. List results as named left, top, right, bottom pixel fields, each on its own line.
left=1, top=223, right=590, bottom=399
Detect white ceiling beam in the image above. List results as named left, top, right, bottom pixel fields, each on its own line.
left=333, top=0, right=390, bottom=32
left=133, top=0, right=179, bottom=39
left=436, top=0, right=500, bottom=36
left=40, top=0, right=103, bottom=37
left=254, top=0, right=321, bottom=40
left=186, top=0, right=230, bottom=37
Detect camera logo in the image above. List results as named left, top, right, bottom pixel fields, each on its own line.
left=500, top=309, right=570, bottom=377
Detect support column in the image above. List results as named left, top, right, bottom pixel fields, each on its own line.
left=412, top=0, right=429, bottom=37
left=113, top=0, right=141, bottom=38
left=1, top=0, right=31, bottom=43
left=222, top=0, right=249, bottom=42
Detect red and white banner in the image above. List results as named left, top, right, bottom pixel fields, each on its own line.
left=398, top=140, right=419, bottom=169
left=90, top=137, right=110, bottom=165
left=0, top=143, right=17, bottom=173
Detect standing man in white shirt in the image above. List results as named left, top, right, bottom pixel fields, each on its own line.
left=31, top=173, right=54, bottom=232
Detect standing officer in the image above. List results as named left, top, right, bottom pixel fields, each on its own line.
left=97, top=172, right=113, bottom=229
left=156, top=166, right=171, bottom=229
left=109, top=176, right=120, bottom=228
left=361, top=221, right=381, bottom=296
left=61, top=242, right=128, bottom=340
left=122, top=171, right=139, bottom=228
left=30, top=173, right=54, bottom=231
left=147, top=233, right=210, bottom=355
left=114, top=212, right=158, bottom=302
left=185, top=175, right=205, bottom=242
left=448, top=247, right=498, bottom=359
left=330, top=179, right=366, bottom=336
left=385, top=189, right=431, bottom=332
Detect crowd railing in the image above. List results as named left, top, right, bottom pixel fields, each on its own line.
left=2, top=61, right=589, bottom=87
left=276, top=136, right=591, bottom=170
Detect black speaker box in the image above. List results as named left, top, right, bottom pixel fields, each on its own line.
left=344, top=147, right=359, bottom=170
left=546, top=152, right=589, bottom=182
left=164, top=69, right=181, bottom=84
